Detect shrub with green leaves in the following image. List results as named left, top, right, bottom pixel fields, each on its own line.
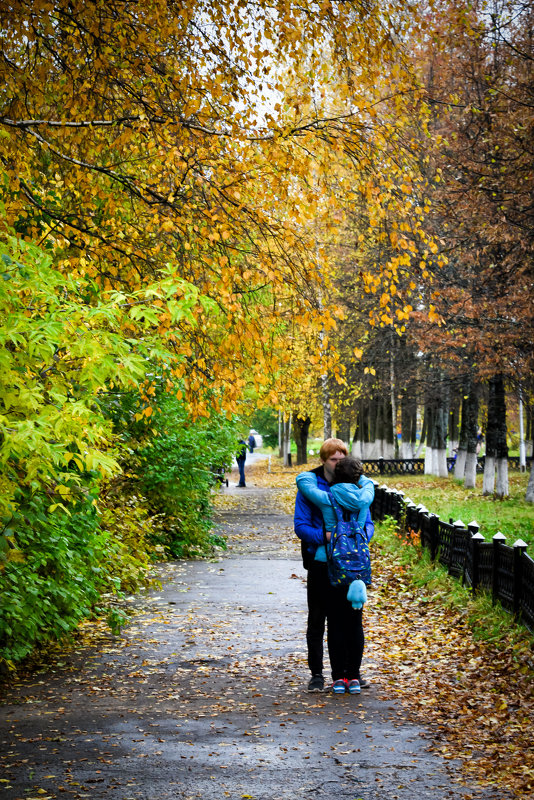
left=131, top=391, right=238, bottom=556
left=0, top=483, right=158, bottom=665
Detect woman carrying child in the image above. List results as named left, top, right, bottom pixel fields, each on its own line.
left=295, top=455, right=374, bottom=694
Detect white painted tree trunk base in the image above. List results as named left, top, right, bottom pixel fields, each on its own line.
left=352, top=440, right=363, bottom=459
left=483, top=455, right=496, bottom=495
left=368, top=441, right=381, bottom=459
left=400, top=442, right=415, bottom=459
left=464, top=452, right=478, bottom=488
left=382, top=441, right=395, bottom=459
left=496, top=458, right=509, bottom=498
left=424, top=448, right=433, bottom=474
left=362, top=442, right=373, bottom=460
left=454, top=450, right=467, bottom=479
left=436, top=448, right=448, bottom=477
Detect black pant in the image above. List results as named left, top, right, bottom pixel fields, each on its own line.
left=306, top=560, right=364, bottom=681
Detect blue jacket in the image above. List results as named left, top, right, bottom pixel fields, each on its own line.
left=296, top=472, right=375, bottom=529
left=294, top=465, right=375, bottom=567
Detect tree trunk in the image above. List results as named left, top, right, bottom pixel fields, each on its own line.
left=336, top=417, right=351, bottom=449
left=448, top=396, right=460, bottom=456
left=382, top=400, right=395, bottom=459
left=390, top=349, right=399, bottom=458
left=463, top=384, right=479, bottom=489
left=282, top=414, right=292, bottom=467
left=374, top=399, right=385, bottom=459
left=526, top=397, right=533, bottom=457
left=518, top=386, right=527, bottom=471
left=454, top=389, right=468, bottom=480
left=434, top=380, right=449, bottom=477
left=400, top=393, right=417, bottom=458
left=362, top=400, right=371, bottom=458
left=484, top=374, right=509, bottom=497
left=415, top=403, right=428, bottom=458
left=352, top=401, right=362, bottom=458
left=368, top=399, right=380, bottom=459
left=293, top=414, right=311, bottom=466
left=423, top=376, right=450, bottom=476
left=526, top=458, right=534, bottom=503
left=425, top=400, right=434, bottom=475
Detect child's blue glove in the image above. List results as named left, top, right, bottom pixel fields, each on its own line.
left=347, top=579, right=367, bottom=610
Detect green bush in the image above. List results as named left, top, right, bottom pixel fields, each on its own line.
left=0, top=381, right=239, bottom=665
left=133, top=391, right=237, bottom=556
left=1, top=489, right=101, bottom=663
left=0, top=480, right=158, bottom=665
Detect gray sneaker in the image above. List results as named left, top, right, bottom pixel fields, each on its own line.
left=307, top=674, right=324, bottom=693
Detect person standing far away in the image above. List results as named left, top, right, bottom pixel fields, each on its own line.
left=293, top=438, right=374, bottom=693
left=248, top=431, right=256, bottom=453
left=236, top=437, right=248, bottom=487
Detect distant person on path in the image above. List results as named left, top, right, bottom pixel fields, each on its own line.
left=236, top=438, right=247, bottom=487
left=248, top=432, right=256, bottom=453
left=294, top=439, right=374, bottom=695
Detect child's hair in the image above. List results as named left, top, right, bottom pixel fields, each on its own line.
left=319, top=438, right=348, bottom=461
left=333, top=456, right=363, bottom=484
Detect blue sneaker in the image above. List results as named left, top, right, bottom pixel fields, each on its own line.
left=332, top=679, right=346, bottom=694
left=347, top=679, right=361, bottom=694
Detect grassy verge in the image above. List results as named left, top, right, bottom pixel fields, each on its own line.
left=379, top=472, right=533, bottom=547
left=375, top=514, right=534, bottom=654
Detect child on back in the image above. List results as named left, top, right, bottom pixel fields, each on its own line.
left=296, top=455, right=374, bottom=609
left=295, top=455, right=375, bottom=538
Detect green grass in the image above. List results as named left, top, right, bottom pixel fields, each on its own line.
left=378, top=472, right=533, bottom=548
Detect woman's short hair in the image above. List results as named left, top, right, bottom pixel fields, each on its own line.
left=319, top=438, right=349, bottom=461
left=333, top=456, right=363, bottom=484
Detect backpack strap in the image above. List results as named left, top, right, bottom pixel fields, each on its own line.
left=328, top=493, right=345, bottom=522
left=329, top=492, right=363, bottom=531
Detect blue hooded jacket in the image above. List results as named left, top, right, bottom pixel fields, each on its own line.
left=294, top=465, right=374, bottom=568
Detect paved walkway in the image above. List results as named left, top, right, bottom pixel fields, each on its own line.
left=0, top=484, right=506, bottom=800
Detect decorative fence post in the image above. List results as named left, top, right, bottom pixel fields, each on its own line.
left=451, top=519, right=467, bottom=576
left=429, top=513, right=440, bottom=561
left=513, top=539, right=528, bottom=619
left=465, top=521, right=480, bottom=586
left=470, top=532, right=486, bottom=591
left=492, top=532, right=507, bottom=605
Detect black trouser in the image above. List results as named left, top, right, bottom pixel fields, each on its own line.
left=306, top=560, right=364, bottom=681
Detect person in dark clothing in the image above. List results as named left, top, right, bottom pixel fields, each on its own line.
left=248, top=432, right=256, bottom=453
left=236, top=438, right=247, bottom=487
left=294, top=439, right=374, bottom=694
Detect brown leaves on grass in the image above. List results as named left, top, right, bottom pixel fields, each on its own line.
left=369, top=545, right=534, bottom=799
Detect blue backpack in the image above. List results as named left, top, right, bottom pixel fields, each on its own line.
left=325, top=495, right=372, bottom=587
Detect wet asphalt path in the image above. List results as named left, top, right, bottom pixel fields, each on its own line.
left=0, top=483, right=505, bottom=800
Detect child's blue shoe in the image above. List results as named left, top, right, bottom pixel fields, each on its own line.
left=347, top=580, right=367, bottom=610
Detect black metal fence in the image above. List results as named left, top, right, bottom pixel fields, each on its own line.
left=361, top=455, right=532, bottom=476
left=370, top=484, right=534, bottom=633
